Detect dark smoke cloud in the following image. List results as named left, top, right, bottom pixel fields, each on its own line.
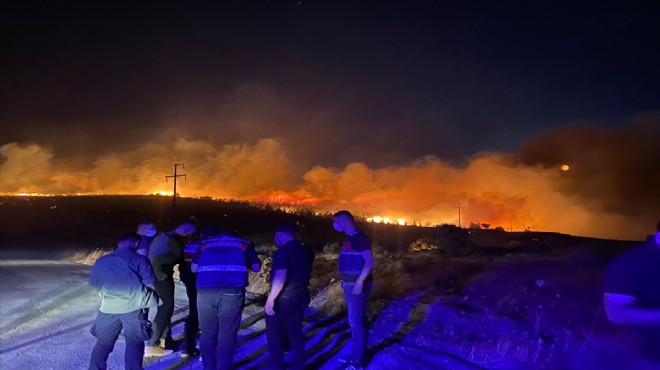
left=518, top=112, right=659, bottom=230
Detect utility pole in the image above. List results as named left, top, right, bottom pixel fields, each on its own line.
left=165, top=163, right=186, bottom=213
left=455, top=203, right=463, bottom=228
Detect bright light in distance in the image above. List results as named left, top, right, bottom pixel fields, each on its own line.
left=367, top=215, right=406, bottom=225
left=151, top=190, right=173, bottom=196
left=560, top=164, right=570, bottom=172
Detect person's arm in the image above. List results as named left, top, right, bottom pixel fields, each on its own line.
left=265, top=269, right=287, bottom=315
left=151, top=240, right=181, bottom=279
left=88, top=263, right=102, bottom=292
left=604, top=293, right=660, bottom=325
left=191, top=242, right=202, bottom=273
left=352, top=249, right=375, bottom=295
left=151, top=255, right=167, bottom=281
left=246, top=243, right=262, bottom=272
left=136, top=237, right=149, bottom=256
left=166, top=237, right=183, bottom=264
left=138, top=257, right=157, bottom=289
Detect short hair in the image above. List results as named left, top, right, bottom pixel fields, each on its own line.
left=119, top=232, right=141, bottom=244
left=138, top=219, right=155, bottom=226
left=173, top=222, right=196, bottom=237
left=178, top=221, right=197, bottom=228
left=333, top=210, right=354, bottom=222
left=200, top=226, right=220, bottom=239
left=275, top=224, right=297, bottom=236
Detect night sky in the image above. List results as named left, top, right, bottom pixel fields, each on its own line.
left=1, top=1, right=659, bottom=239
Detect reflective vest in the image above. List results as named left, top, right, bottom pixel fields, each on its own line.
left=184, top=241, right=201, bottom=263
left=338, top=251, right=364, bottom=282
left=196, top=236, right=252, bottom=288
left=338, top=231, right=371, bottom=282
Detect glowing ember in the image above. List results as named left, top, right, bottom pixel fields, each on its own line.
left=12, top=193, right=56, bottom=197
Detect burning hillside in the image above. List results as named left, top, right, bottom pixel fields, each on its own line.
left=1, top=118, right=658, bottom=240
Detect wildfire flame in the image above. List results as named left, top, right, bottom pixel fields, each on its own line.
left=2, top=120, right=658, bottom=241
left=152, top=190, right=173, bottom=196
left=367, top=216, right=407, bottom=225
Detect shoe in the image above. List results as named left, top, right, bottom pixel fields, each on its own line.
left=144, top=346, right=173, bottom=357
left=181, top=348, right=199, bottom=358
left=344, top=361, right=364, bottom=370
left=159, top=338, right=176, bottom=349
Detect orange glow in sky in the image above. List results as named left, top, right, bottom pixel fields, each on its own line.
left=0, top=134, right=656, bottom=240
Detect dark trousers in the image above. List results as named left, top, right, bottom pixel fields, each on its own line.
left=183, top=275, right=199, bottom=352
left=149, top=277, right=175, bottom=346
left=197, top=287, right=245, bottom=370
left=342, top=281, right=372, bottom=365
left=265, top=292, right=309, bottom=370
left=89, top=309, right=151, bottom=370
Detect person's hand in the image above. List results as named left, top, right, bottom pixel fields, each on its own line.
left=352, top=281, right=364, bottom=295
left=265, top=298, right=276, bottom=315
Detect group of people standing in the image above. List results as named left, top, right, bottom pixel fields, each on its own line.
left=87, top=210, right=375, bottom=370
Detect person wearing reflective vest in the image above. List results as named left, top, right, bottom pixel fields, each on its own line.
left=333, top=210, right=375, bottom=370
left=179, top=226, right=220, bottom=358
left=192, top=231, right=261, bottom=370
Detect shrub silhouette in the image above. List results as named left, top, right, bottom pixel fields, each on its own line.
left=409, top=239, right=438, bottom=252
left=434, top=224, right=474, bottom=256
left=323, top=242, right=341, bottom=254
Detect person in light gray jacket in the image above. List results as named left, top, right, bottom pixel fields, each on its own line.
left=88, top=232, right=165, bottom=370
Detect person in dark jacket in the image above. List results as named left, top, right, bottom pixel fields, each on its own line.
left=145, top=221, right=196, bottom=356
left=88, top=233, right=164, bottom=370
left=604, top=220, right=660, bottom=367
left=192, top=231, right=261, bottom=370
left=264, top=225, right=315, bottom=370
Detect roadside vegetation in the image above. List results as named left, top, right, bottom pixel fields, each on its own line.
left=0, top=195, right=643, bottom=368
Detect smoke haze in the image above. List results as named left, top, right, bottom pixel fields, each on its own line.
left=2, top=114, right=658, bottom=241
